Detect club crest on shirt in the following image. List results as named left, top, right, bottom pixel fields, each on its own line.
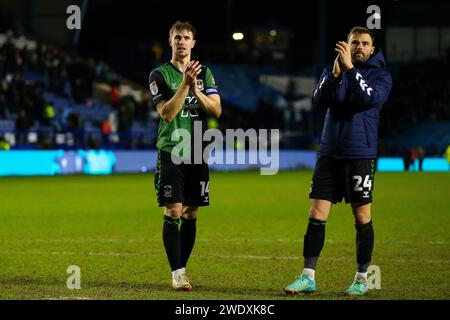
left=196, top=79, right=204, bottom=91
left=163, top=185, right=172, bottom=198
left=150, top=81, right=158, bottom=95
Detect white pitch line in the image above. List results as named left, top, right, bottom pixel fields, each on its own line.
left=0, top=250, right=159, bottom=258
left=47, top=296, right=92, bottom=300
left=0, top=250, right=449, bottom=264
left=0, top=238, right=448, bottom=244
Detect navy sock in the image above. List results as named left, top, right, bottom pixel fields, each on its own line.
left=303, top=218, right=326, bottom=270
left=355, top=221, right=374, bottom=273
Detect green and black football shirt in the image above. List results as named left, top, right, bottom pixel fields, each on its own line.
left=148, top=62, right=219, bottom=157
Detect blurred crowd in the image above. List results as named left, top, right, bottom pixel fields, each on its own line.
left=0, top=30, right=155, bottom=149
left=377, top=57, right=450, bottom=158
left=380, top=57, right=450, bottom=135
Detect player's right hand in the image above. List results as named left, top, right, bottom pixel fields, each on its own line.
left=183, top=60, right=202, bottom=87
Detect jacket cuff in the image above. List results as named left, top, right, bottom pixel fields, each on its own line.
left=326, top=71, right=340, bottom=86
left=345, top=67, right=358, bottom=79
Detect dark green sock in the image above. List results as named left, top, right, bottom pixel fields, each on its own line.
left=162, top=216, right=181, bottom=271
left=180, top=217, right=197, bottom=268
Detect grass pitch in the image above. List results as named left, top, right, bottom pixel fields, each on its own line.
left=0, top=171, right=449, bottom=300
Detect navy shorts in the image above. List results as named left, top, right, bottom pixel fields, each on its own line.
left=309, top=155, right=376, bottom=204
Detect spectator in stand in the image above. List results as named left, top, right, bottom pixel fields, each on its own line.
left=417, top=145, right=425, bottom=171
left=5, top=72, right=23, bottom=114
left=42, top=101, right=55, bottom=127
left=48, top=48, right=65, bottom=96
left=31, top=82, right=46, bottom=125
left=403, top=148, right=412, bottom=172
left=136, top=90, right=151, bottom=123
left=67, top=57, right=94, bottom=103
left=66, top=112, right=83, bottom=148
left=15, top=109, right=32, bottom=145
left=117, top=95, right=135, bottom=132
left=410, top=147, right=420, bottom=171
left=0, top=137, right=11, bottom=150
left=110, top=78, right=120, bottom=106
left=101, top=118, right=112, bottom=147
left=86, top=58, right=96, bottom=99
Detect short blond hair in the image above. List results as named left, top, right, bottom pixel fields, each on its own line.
left=169, top=21, right=196, bottom=38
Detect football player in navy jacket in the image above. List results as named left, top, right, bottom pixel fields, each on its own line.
left=284, top=26, right=392, bottom=296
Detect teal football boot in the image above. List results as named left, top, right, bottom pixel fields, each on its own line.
left=345, top=279, right=369, bottom=296
left=284, top=274, right=316, bottom=294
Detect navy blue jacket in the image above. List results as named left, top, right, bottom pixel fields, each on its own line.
left=313, top=49, right=392, bottom=159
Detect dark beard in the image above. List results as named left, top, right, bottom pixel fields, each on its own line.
left=352, top=54, right=369, bottom=64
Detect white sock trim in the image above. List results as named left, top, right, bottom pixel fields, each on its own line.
left=302, top=268, right=315, bottom=280
left=172, top=268, right=184, bottom=278
left=355, top=272, right=368, bottom=282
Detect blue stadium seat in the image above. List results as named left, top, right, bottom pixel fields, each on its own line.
left=209, top=64, right=285, bottom=111
left=0, top=120, right=15, bottom=131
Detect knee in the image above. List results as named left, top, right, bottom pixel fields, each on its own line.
left=355, top=216, right=371, bottom=225
left=353, top=210, right=372, bottom=225
left=352, top=203, right=372, bottom=225
left=164, top=204, right=183, bottom=219
left=309, top=206, right=328, bottom=222
left=182, top=206, right=198, bottom=220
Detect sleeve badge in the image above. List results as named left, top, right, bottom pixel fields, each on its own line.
left=150, top=81, right=159, bottom=95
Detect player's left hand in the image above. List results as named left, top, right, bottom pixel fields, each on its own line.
left=335, top=41, right=353, bottom=72
left=184, top=60, right=202, bottom=87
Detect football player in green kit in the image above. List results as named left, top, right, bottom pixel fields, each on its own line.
left=148, top=21, right=221, bottom=291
